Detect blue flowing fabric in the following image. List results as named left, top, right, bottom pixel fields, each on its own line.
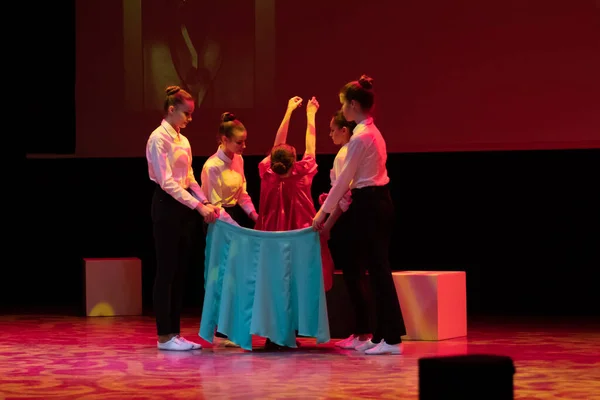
left=199, top=220, right=330, bottom=350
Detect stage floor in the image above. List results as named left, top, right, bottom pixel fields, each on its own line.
left=0, top=315, right=598, bottom=399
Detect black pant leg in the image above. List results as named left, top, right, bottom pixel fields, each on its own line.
left=350, top=187, right=406, bottom=344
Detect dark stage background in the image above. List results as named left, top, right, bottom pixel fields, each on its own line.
left=16, top=149, right=600, bottom=317
left=14, top=0, right=599, bottom=318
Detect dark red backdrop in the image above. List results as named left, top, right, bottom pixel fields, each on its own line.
left=76, top=0, right=600, bottom=157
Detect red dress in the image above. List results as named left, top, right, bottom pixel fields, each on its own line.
left=255, top=154, right=334, bottom=291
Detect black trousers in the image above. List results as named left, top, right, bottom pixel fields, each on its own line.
left=328, top=205, right=372, bottom=336
left=151, top=186, right=197, bottom=336
left=341, top=185, right=406, bottom=344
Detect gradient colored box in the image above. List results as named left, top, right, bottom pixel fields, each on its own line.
left=84, top=258, right=142, bottom=317
left=393, top=271, right=466, bottom=341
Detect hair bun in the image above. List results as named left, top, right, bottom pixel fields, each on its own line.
left=221, top=112, right=237, bottom=122
left=165, top=85, right=181, bottom=96
left=271, top=162, right=287, bottom=175
left=358, top=74, right=373, bottom=89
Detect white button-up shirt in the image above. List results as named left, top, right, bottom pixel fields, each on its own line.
left=201, top=147, right=256, bottom=216
left=321, top=117, right=390, bottom=213
left=330, top=143, right=353, bottom=212
left=146, top=119, right=207, bottom=209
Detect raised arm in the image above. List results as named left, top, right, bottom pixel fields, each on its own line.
left=273, top=96, right=303, bottom=147
left=304, top=97, right=319, bottom=157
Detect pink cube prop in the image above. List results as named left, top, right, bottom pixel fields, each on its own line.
left=84, top=258, right=142, bottom=316
left=392, top=271, right=467, bottom=340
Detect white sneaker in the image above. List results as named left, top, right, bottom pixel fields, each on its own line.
left=365, top=340, right=404, bottom=355
left=157, top=336, right=193, bottom=351
left=177, top=336, right=202, bottom=350
left=335, top=335, right=356, bottom=348
left=356, top=339, right=380, bottom=352
left=335, top=335, right=372, bottom=350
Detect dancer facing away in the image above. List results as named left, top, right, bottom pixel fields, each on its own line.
left=255, top=96, right=318, bottom=231
left=313, top=75, right=407, bottom=355
left=201, top=112, right=258, bottom=228
left=255, top=96, right=334, bottom=349
left=146, top=85, right=219, bottom=351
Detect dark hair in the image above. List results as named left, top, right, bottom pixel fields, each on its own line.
left=339, top=74, right=375, bottom=112
left=270, top=144, right=296, bottom=175
left=218, top=112, right=246, bottom=143
left=332, top=110, right=358, bottom=133
left=163, top=86, right=193, bottom=113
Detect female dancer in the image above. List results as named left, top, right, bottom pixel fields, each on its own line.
left=318, top=111, right=372, bottom=350
left=201, top=112, right=258, bottom=347
left=146, top=85, right=219, bottom=351
left=201, top=112, right=258, bottom=228
left=255, top=95, right=334, bottom=349
left=313, top=75, right=406, bottom=355
left=255, top=96, right=317, bottom=231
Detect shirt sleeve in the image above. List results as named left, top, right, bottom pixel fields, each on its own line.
left=294, top=154, right=318, bottom=178
left=321, top=138, right=367, bottom=213
left=338, top=190, right=352, bottom=212
left=330, top=162, right=351, bottom=212
left=186, top=147, right=208, bottom=204
left=237, top=157, right=257, bottom=216
left=200, top=164, right=224, bottom=207
left=147, top=135, right=200, bottom=210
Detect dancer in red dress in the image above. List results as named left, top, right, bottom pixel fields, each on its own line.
left=255, top=96, right=334, bottom=291
left=255, top=95, right=334, bottom=350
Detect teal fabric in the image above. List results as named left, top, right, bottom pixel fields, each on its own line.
left=199, top=219, right=330, bottom=350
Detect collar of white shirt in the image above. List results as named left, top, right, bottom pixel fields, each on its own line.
left=217, top=147, right=233, bottom=164
left=351, top=117, right=374, bottom=138
left=161, top=119, right=180, bottom=141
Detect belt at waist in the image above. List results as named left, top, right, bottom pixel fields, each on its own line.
left=351, top=184, right=389, bottom=195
